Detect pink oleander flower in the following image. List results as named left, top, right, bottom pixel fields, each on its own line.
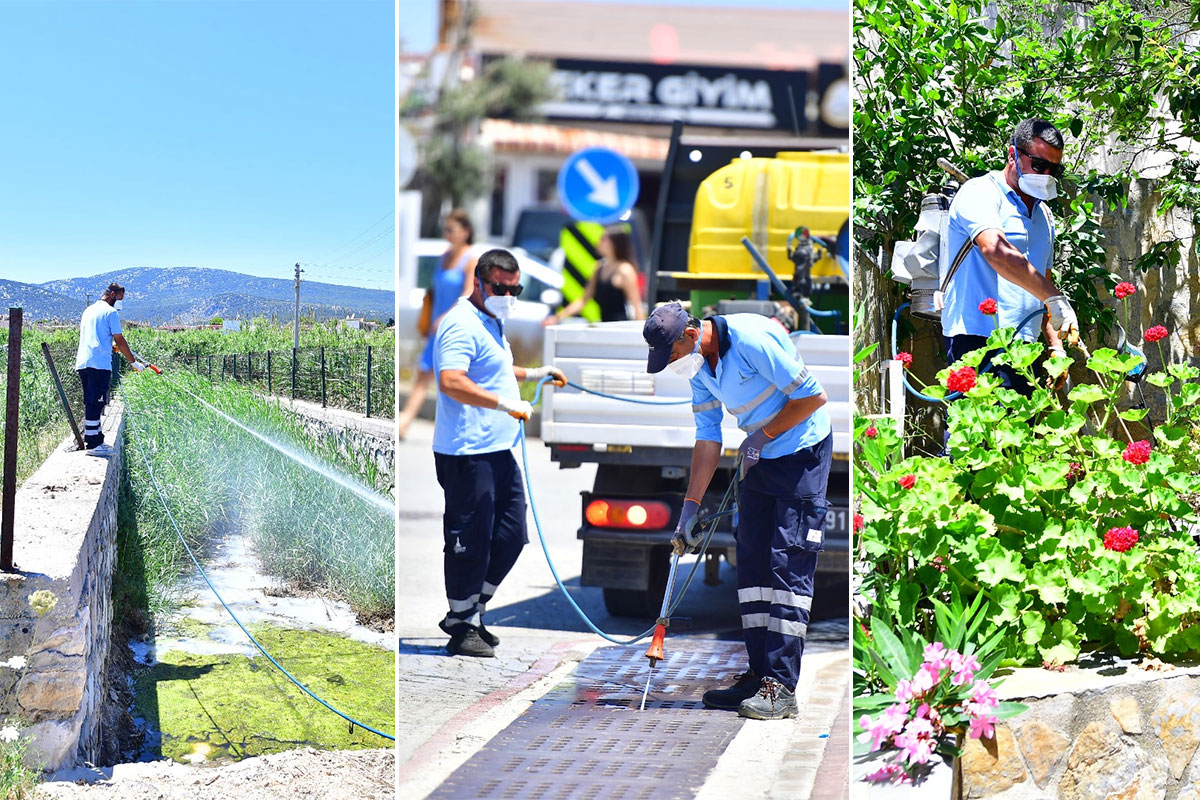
left=1114, top=282, right=1137, bottom=299
left=923, top=642, right=949, bottom=670
left=969, top=714, right=997, bottom=740
left=862, top=762, right=910, bottom=784
left=857, top=703, right=910, bottom=751
left=950, top=652, right=981, bottom=686
left=894, top=716, right=937, bottom=765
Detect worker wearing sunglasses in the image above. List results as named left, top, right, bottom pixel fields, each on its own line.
left=941, top=118, right=1079, bottom=405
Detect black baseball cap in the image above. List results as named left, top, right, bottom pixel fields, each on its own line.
left=643, top=302, right=689, bottom=374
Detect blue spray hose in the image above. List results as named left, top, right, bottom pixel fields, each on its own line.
left=515, top=376, right=737, bottom=645
left=891, top=303, right=1046, bottom=403
left=123, top=388, right=395, bottom=743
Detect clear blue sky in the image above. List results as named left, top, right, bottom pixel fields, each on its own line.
left=399, top=0, right=846, bottom=54
left=0, top=0, right=393, bottom=291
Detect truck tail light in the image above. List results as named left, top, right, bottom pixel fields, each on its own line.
left=585, top=499, right=672, bottom=530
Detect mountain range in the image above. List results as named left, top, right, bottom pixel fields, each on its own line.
left=0, top=267, right=393, bottom=325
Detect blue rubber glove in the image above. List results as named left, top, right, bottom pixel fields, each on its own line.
left=671, top=499, right=702, bottom=555
left=738, top=429, right=771, bottom=481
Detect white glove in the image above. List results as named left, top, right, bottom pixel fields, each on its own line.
left=523, top=366, right=566, bottom=386
left=1044, top=295, right=1079, bottom=345
left=495, top=395, right=534, bottom=422
left=131, top=362, right=147, bottom=372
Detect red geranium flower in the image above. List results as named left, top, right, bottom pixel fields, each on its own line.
left=895, top=351, right=913, bottom=369
left=898, top=474, right=916, bottom=490
left=978, top=297, right=998, bottom=315
left=853, top=513, right=864, bottom=533
left=1067, top=462, right=1084, bottom=481
left=946, top=366, right=977, bottom=394
left=1103, top=526, right=1139, bottom=553
left=1122, top=440, right=1152, bottom=466
left=864, top=425, right=878, bottom=439
left=1145, top=325, right=1169, bottom=343
left=1114, top=282, right=1137, bottom=299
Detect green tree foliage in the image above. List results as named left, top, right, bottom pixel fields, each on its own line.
left=855, top=0, right=1200, bottom=333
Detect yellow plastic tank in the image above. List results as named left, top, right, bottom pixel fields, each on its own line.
left=688, top=151, right=849, bottom=282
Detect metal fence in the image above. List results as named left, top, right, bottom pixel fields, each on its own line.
left=167, top=346, right=393, bottom=418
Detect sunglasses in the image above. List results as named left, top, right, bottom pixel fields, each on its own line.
left=485, top=281, right=524, bottom=297
left=1016, top=147, right=1065, bottom=179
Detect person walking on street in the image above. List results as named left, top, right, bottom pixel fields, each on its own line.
left=432, top=248, right=565, bottom=657
left=75, top=282, right=146, bottom=456
left=544, top=224, right=644, bottom=325
left=942, top=118, right=1080, bottom=395
left=643, top=302, right=831, bottom=720
left=398, top=209, right=478, bottom=439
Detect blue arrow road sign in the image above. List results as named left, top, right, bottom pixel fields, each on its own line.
left=557, top=147, right=640, bottom=225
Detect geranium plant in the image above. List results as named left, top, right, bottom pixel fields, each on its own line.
left=855, top=301, right=1200, bottom=666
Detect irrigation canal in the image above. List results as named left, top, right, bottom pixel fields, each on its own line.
left=396, top=417, right=851, bottom=800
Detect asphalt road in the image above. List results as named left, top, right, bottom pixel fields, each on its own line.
left=396, top=416, right=849, bottom=798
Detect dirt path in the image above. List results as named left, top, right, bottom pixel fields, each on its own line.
left=37, top=747, right=394, bottom=799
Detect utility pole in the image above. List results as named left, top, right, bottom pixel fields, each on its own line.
left=293, top=262, right=303, bottom=350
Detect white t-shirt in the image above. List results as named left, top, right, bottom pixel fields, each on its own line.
left=75, top=301, right=123, bottom=371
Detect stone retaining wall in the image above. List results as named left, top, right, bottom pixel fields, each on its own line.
left=959, top=661, right=1200, bottom=800
left=0, top=402, right=123, bottom=771
left=274, top=397, right=395, bottom=488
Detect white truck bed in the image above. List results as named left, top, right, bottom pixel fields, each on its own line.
left=542, top=321, right=851, bottom=454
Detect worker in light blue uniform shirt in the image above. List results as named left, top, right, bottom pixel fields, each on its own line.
left=643, top=302, right=831, bottom=720
left=942, top=118, right=1080, bottom=396
left=74, top=282, right=145, bottom=457
left=432, top=248, right=565, bottom=659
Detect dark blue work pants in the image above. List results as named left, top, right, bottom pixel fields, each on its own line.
left=77, top=368, right=111, bottom=448
left=736, top=433, right=832, bottom=691
left=434, top=449, right=528, bottom=631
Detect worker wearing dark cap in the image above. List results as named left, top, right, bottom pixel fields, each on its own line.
left=74, top=282, right=145, bottom=456
left=643, top=302, right=831, bottom=720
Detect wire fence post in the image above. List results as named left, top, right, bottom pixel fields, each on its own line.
left=208, top=354, right=213, bottom=381
left=232, top=353, right=238, bottom=382
left=2, top=308, right=22, bottom=571
left=267, top=350, right=273, bottom=395
left=291, top=348, right=297, bottom=401
left=320, top=346, right=327, bottom=408
left=40, top=342, right=84, bottom=451
left=365, top=345, right=372, bottom=418
left=247, top=352, right=253, bottom=384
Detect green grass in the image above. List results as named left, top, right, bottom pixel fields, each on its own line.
left=120, top=368, right=394, bottom=625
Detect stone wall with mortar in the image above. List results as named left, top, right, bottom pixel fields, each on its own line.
left=958, top=661, right=1200, bottom=800
left=274, top=397, right=395, bottom=488
left=0, top=402, right=123, bottom=771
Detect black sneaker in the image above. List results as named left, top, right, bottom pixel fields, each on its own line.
left=702, top=670, right=761, bottom=710
left=446, top=627, right=494, bottom=658
left=477, top=625, right=500, bottom=647
left=738, top=676, right=797, bottom=720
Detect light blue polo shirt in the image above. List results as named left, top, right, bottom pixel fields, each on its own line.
left=690, top=314, right=831, bottom=459
left=432, top=298, right=521, bottom=456
left=75, top=300, right=122, bottom=371
left=942, top=171, right=1055, bottom=341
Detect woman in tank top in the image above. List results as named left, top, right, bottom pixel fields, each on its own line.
left=543, top=224, right=644, bottom=325
left=398, top=209, right=477, bottom=439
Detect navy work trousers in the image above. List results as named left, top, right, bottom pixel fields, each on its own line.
left=736, top=433, right=832, bottom=691
left=77, top=368, right=111, bottom=448
left=434, top=449, right=528, bottom=631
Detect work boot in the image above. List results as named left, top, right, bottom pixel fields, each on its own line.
left=446, top=627, right=494, bottom=658
left=438, top=617, right=500, bottom=647
left=738, top=677, right=797, bottom=720
left=702, top=670, right=761, bottom=710
left=477, top=625, right=500, bottom=647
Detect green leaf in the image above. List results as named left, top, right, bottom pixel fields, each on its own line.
left=1119, top=408, right=1149, bottom=422
left=1068, top=384, right=1106, bottom=404
left=855, top=342, right=881, bottom=363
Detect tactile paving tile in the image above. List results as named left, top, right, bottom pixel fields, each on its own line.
left=431, top=640, right=748, bottom=800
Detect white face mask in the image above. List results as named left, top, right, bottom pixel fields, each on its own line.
left=1013, top=141, right=1058, bottom=200
left=668, top=335, right=703, bottom=379
left=114, top=300, right=124, bottom=311
left=484, top=294, right=517, bottom=321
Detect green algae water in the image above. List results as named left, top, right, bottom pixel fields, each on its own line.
left=133, top=622, right=393, bottom=762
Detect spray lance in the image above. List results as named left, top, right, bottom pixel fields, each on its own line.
left=130, top=351, right=162, bottom=374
